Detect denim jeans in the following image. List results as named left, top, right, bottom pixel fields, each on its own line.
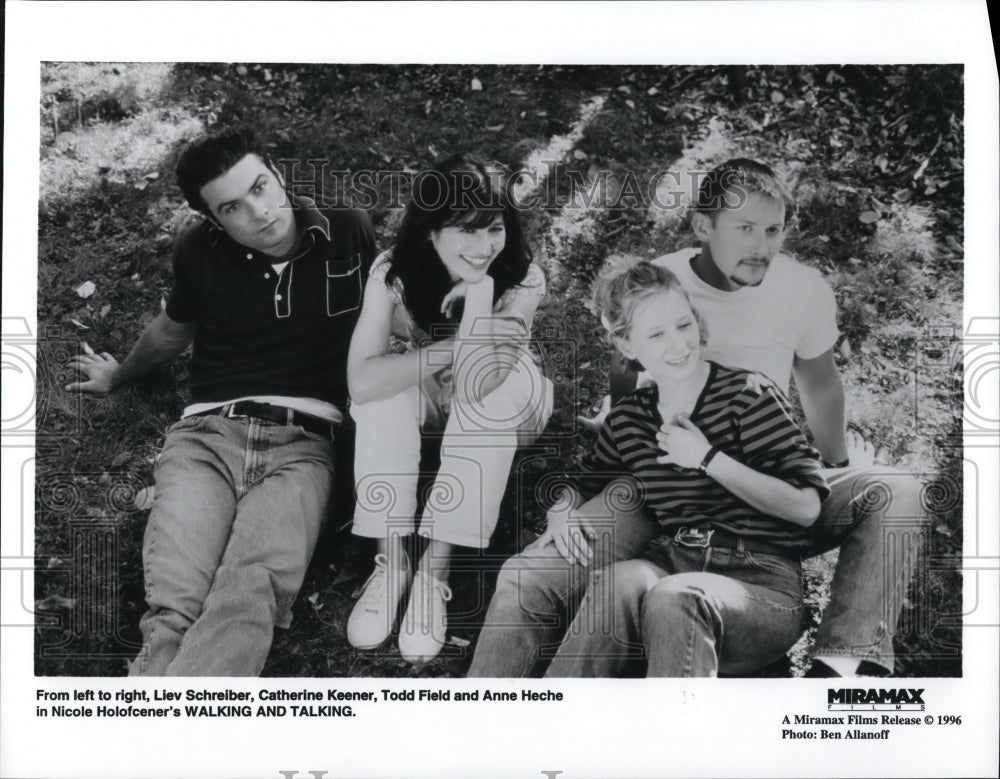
left=467, top=484, right=660, bottom=677
left=804, top=465, right=926, bottom=672
left=129, top=414, right=334, bottom=676
left=468, top=465, right=925, bottom=676
left=351, top=351, right=553, bottom=549
left=543, top=537, right=804, bottom=677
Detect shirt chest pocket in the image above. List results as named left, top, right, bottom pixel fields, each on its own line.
left=326, top=254, right=362, bottom=317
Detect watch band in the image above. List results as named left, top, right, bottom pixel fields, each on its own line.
left=699, top=446, right=720, bottom=473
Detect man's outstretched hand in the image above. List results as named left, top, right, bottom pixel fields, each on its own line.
left=65, top=345, right=121, bottom=394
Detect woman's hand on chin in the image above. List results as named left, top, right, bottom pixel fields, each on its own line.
left=440, top=280, right=469, bottom=318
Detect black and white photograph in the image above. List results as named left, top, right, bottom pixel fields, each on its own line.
left=3, top=2, right=998, bottom=778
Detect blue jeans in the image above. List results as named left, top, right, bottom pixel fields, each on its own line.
left=468, top=466, right=925, bottom=676
left=129, top=414, right=334, bottom=676
left=543, top=537, right=804, bottom=677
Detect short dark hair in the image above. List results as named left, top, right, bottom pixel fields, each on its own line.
left=175, top=127, right=274, bottom=214
left=693, top=158, right=795, bottom=224
left=387, top=153, right=533, bottom=338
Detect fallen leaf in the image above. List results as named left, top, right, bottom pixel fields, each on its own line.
left=99, top=304, right=111, bottom=319
left=424, top=99, right=432, bottom=116
left=485, top=124, right=504, bottom=132
left=647, top=86, right=659, bottom=96
left=470, top=77, right=483, bottom=91
left=625, top=100, right=636, bottom=110
left=770, top=90, right=785, bottom=104
left=70, top=319, right=90, bottom=330
left=839, top=340, right=852, bottom=360
left=509, top=89, right=527, bottom=96
left=579, top=362, right=592, bottom=370
left=448, top=636, right=470, bottom=647
left=143, top=171, right=160, bottom=181
left=573, top=149, right=587, bottom=160
left=858, top=211, right=880, bottom=224
left=236, top=64, right=248, bottom=76
left=307, top=592, right=320, bottom=605
left=934, top=524, right=953, bottom=537
left=36, top=595, right=76, bottom=611
left=46, top=557, right=65, bottom=569
left=133, top=486, right=155, bottom=511
left=111, top=451, right=132, bottom=468
left=75, top=281, right=96, bottom=298
left=427, top=145, right=439, bottom=158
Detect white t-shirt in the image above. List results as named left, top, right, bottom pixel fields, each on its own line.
left=652, top=248, right=840, bottom=394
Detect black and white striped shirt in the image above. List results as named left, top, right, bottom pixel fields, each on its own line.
left=575, top=362, right=830, bottom=551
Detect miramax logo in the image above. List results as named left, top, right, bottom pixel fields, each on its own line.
left=828, top=688, right=925, bottom=711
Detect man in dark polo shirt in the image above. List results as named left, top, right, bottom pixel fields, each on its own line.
left=67, top=128, right=375, bottom=675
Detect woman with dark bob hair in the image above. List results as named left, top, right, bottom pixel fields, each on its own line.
left=346, top=153, right=553, bottom=663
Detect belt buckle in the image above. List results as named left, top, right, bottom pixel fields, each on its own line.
left=223, top=403, right=240, bottom=419
left=674, top=526, right=714, bottom=548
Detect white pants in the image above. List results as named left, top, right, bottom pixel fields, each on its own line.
left=351, top=351, right=553, bottom=549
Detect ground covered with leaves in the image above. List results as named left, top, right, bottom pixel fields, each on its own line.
left=35, top=64, right=963, bottom=678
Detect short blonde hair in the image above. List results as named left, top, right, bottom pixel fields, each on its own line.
left=591, top=256, right=708, bottom=367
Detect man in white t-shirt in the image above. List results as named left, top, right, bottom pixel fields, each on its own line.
left=469, top=159, right=925, bottom=678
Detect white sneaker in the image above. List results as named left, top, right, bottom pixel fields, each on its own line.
left=347, top=552, right=410, bottom=649
left=398, top=571, right=452, bottom=664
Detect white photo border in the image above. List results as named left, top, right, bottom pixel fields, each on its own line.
left=3, top=2, right=998, bottom=778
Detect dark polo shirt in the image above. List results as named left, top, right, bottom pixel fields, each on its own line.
left=165, top=196, right=375, bottom=411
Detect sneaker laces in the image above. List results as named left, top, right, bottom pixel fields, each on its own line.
left=355, top=553, right=391, bottom=613
left=417, top=571, right=452, bottom=603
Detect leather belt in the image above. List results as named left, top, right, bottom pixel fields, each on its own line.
left=671, top=525, right=798, bottom=560
left=194, top=401, right=334, bottom=440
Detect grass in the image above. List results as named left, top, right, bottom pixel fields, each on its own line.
left=34, top=64, right=963, bottom=678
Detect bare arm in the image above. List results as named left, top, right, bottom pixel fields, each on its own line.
left=452, top=277, right=542, bottom=404
left=793, top=349, right=848, bottom=465
left=65, top=311, right=195, bottom=394
left=701, top=451, right=821, bottom=526
left=347, top=277, right=455, bottom=404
